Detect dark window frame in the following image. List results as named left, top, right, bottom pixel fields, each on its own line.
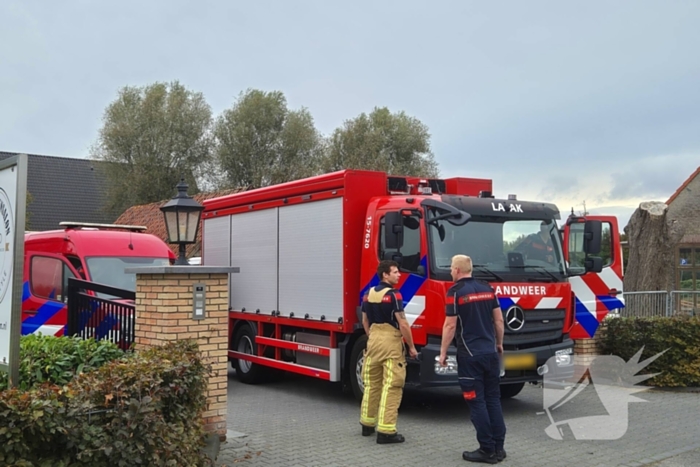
left=378, top=213, right=423, bottom=274
left=677, top=244, right=700, bottom=291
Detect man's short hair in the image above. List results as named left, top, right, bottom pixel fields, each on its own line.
left=451, top=255, right=473, bottom=274
left=377, top=260, right=399, bottom=279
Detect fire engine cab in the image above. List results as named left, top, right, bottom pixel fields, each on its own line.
left=202, top=170, right=624, bottom=400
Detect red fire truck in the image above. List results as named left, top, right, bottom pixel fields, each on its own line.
left=21, top=222, right=174, bottom=338
left=201, top=170, right=624, bottom=400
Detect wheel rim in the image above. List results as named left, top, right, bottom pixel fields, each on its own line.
left=237, top=335, right=253, bottom=373
left=355, top=353, right=365, bottom=394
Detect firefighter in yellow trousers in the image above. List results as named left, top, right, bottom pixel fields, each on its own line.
left=359, top=260, right=418, bottom=444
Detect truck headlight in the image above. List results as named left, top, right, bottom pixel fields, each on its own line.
left=555, top=348, right=573, bottom=366
left=434, top=355, right=458, bottom=375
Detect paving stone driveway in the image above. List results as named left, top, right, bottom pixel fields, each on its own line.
left=218, top=368, right=700, bottom=467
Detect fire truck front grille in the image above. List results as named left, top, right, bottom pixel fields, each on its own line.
left=503, top=308, right=565, bottom=347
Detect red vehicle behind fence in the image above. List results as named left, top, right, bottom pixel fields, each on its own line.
left=21, top=222, right=174, bottom=339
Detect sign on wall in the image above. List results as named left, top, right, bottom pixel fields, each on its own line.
left=0, top=154, right=27, bottom=388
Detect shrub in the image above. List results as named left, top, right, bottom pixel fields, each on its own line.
left=0, top=340, right=213, bottom=467
left=0, top=334, right=124, bottom=391
left=598, top=315, right=700, bottom=387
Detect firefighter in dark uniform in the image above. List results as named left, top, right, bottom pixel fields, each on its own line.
left=439, top=254, right=506, bottom=464
left=516, top=221, right=555, bottom=264
left=359, top=260, right=418, bottom=444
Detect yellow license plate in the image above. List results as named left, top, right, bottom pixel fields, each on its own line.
left=503, top=353, right=536, bottom=370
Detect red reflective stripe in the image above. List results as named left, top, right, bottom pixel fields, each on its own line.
left=382, top=295, right=392, bottom=303
left=393, top=292, right=403, bottom=301
left=446, top=295, right=455, bottom=305
left=459, top=292, right=495, bottom=304
left=463, top=390, right=477, bottom=401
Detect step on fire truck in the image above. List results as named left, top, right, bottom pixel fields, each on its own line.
left=201, top=170, right=624, bottom=400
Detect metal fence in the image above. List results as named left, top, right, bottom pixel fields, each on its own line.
left=619, top=290, right=700, bottom=318
left=66, top=278, right=136, bottom=350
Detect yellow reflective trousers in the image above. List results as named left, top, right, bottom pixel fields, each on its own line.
left=359, top=323, right=407, bottom=434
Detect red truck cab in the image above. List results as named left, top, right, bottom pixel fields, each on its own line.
left=21, top=222, right=174, bottom=337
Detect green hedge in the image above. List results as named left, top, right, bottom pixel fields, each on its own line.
left=0, top=340, right=213, bottom=467
left=598, top=316, right=700, bottom=387
left=0, top=334, right=124, bottom=391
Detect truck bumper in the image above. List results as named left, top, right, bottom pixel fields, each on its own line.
left=407, top=338, right=575, bottom=388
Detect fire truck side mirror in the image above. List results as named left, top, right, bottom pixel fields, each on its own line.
left=584, top=256, right=603, bottom=273
left=384, top=212, right=404, bottom=250
left=583, top=220, right=602, bottom=255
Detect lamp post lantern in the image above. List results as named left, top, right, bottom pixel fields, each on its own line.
left=160, top=178, right=204, bottom=266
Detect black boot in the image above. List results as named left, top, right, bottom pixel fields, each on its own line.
left=361, top=424, right=375, bottom=436
left=462, top=449, right=497, bottom=464
left=495, top=448, right=507, bottom=462
left=376, top=432, right=405, bottom=444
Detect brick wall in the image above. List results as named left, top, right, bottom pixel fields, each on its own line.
left=574, top=325, right=607, bottom=366
left=133, top=272, right=229, bottom=438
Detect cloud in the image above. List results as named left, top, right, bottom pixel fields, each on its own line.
left=537, top=177, right=580, bottom=201
left=605, top=154, right=698, bottom=202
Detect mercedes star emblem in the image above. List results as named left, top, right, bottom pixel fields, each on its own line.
left=505, top=305, right=526, bottom=331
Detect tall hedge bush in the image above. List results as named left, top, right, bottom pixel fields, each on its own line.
left=0, top=340, right=213, bottom=466
left=0, top=334, right=124, bottom=391
left=598, top=316, right=700, bottom=387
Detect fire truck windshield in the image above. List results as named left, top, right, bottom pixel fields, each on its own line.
left=86, top=256, right=170, bottom=298
left=427, top=216, right=566, bottom=282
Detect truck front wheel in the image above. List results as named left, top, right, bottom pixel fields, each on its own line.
left=499, top=382, right=525, bottom=399
left=232, top=324, right=265, bottom=384
left=349, top=335, right=368, bottom=402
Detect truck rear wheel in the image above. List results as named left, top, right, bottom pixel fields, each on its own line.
left=232, top=324, right=265, bottom=384
left=499, top=382, right=525, bottom=399
left=349, top=335, right=368, bottom=402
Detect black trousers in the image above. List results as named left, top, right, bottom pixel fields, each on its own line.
left=457, top=351, right=507, bottom=452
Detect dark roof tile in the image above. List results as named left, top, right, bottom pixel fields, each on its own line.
left=0, top=151, right=117, bottom=231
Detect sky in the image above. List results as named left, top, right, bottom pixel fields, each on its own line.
left=2, top=0, right=699, bottom=232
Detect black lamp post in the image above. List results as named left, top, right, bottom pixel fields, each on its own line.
left=160, top=178, right=204, bottom=266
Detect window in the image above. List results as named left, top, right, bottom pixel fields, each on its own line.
left=85, top=256, right=170, bottom=298
left=568, top=221, right=614, bottom=272
left=599, top=222, right=614, bottom=268
left=379, top=214, right=422, bottom=274
left=426, top=215, right=566, bottom=282
left=677, top=246, right=700, bottom=291
left=30, top=256, right=75, bottom=302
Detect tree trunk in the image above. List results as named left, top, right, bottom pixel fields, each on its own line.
left=623, top=202, right=673, bottom=292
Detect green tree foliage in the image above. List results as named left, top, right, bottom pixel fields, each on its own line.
left=503, top=234, right=527, bottom=252
left=213, top=89, right=324, bottom=189
left=324, top=107, right=439, bottom=177
left=90, top=81, right=213, bottom=214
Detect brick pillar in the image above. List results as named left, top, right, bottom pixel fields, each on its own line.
left=574, top=324, right=607, bottom=367
left=126, top=266, right=238, bottom=440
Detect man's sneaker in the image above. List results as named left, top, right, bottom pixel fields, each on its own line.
left=361, top=424, right=375, bottom=437
left=376, top=432, right=405, bottom=444
left=496, top=449, right=507, bottom=462
left=462, top=449, right=498, bottom=464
